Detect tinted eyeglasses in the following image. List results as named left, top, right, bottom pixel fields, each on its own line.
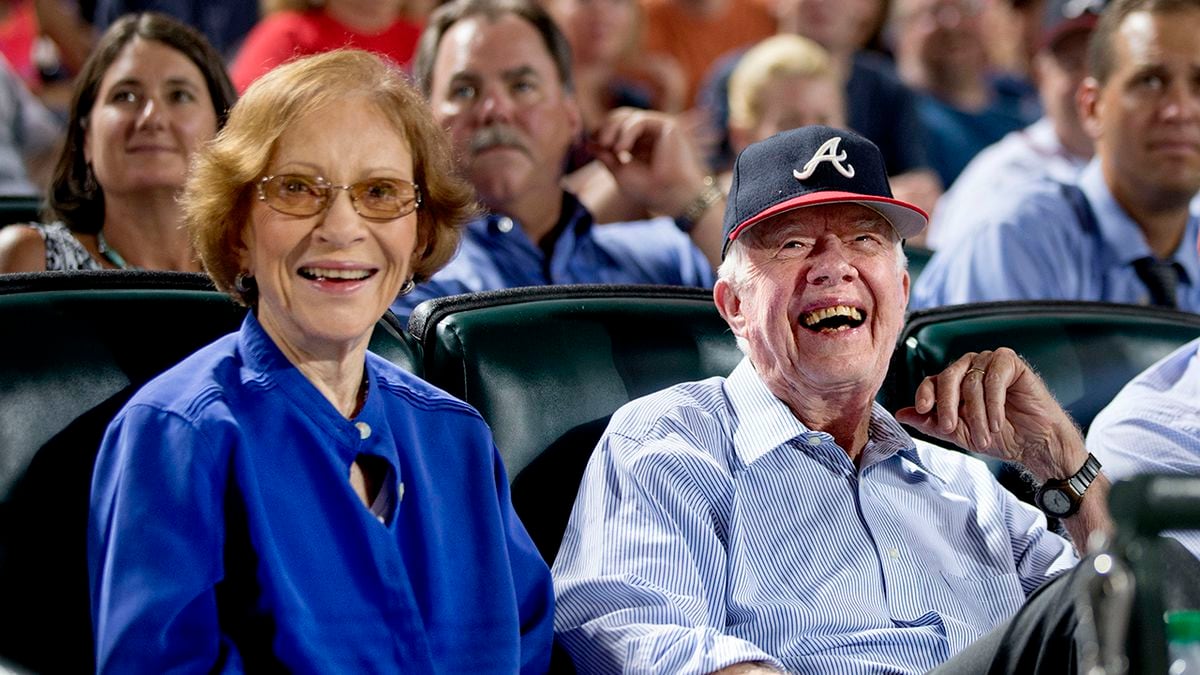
left=256, top=174, right=422, bottom=221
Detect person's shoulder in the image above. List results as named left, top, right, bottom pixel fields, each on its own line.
left=124, top=333, right=244, bottom=421
left=258, top=9, right=315, bottom=28
left=0, top=223, right=47, bottom=273
left=606, top=376, right=731, bottom=449
left=958, top=179, right=1082, bottom=242
left=369, top=354, right=487, bottom=425
left=592, top=216, right=711, bottom=284
left=592, top=215, right=695, bottom=256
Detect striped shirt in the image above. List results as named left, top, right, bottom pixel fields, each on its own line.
left=1087, top=337, right=1200, bottom=559
left=552, top=358, right=1076, bottom=674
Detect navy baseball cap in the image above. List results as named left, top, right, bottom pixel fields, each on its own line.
left=1040, top=0, right=1103, bottom=52
left=722, top=125, right=928, bottom=258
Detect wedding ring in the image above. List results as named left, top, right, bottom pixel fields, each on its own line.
left=966, top=367, right=986, bottom=377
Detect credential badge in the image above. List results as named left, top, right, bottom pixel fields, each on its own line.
left=793, top=137, right=856, bottom=181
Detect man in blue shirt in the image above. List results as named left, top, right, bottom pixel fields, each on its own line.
left=392, top=0, right=721, bottom=321
left=926, top=0, right=1099, bottom=251
left=913, top=0, right=1200, bottom=310
left=553, top=125, right=1115, bottom=673
left=891, top=0, right=1040, bottom=188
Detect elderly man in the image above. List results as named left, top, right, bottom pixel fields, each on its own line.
left=913, top=0, right=1200, bottom=310
left=391, top=0, right=724, bottom=321
left=552, top=125, right=1113, bottom=673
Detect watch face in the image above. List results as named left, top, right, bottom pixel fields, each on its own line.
left=1042, top=488, right=1073, bottom=515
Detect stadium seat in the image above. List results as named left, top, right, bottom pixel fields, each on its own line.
left=408, top=284, right=743, bottom=564
left=882, top=301, right=1200, bottom=431
left=880, top=301, right=1200, bottom=508
left=903, top=244, right=934, bottom=285
left=0, top=196, right=41, bottom=227
left=0, top=270, right=419, bottom=673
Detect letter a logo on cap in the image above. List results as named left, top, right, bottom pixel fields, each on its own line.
left=793, top=136, right=856, bottom=181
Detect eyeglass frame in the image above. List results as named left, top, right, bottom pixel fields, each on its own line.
left=255, top=174, right=422, bottom=222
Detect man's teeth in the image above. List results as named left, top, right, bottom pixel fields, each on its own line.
left=802, top=305, right=863, bottom=326
left=300, top=267, right=371, bottom=280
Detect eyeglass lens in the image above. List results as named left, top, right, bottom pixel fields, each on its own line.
left=260, top=175, right=420, bottom=220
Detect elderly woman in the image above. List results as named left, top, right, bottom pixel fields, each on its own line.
left=87, top=49, right=553, bottom=672
left=0, top=13, right=236, bottom=273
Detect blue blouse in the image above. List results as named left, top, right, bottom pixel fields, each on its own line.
left=89, top=313, right=553, bottom=673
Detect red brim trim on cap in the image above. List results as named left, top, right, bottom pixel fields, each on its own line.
left=727, top=191, right=930, bottom=244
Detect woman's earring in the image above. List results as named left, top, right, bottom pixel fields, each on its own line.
left=82, top=163, right=98, bottom=195
left=398, top=278, right=416, bottom=296
left=234, top=273, right=255, bottom=294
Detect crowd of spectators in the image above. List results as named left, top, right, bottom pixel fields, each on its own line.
left=2, top=0, right=1200, bottom=670
left=0, top=0, right=1161, bottom=292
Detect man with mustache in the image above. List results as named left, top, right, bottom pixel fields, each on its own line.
left=391, top=0, right=723, bottom=320
left=912, top=0, right=1200, bottom=311
left=552, top=125, right=1123, bottom=673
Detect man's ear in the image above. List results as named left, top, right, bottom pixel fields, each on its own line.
left=1078, top=77, right=1103, bottom=141
left=714, top=277, right=746, bottom=337
left=564, top=93, right=584, bottom=141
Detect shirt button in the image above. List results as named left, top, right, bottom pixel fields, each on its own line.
left=355, top=422, right=371, bottom=440
left=888, top=547, right=901, bottom=560
left=805, top=434, right=823, bottom=446
left=497, top=216, right=514, bottom=233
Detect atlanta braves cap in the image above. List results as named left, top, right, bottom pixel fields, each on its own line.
left=721, top=125, right=928, bottom=258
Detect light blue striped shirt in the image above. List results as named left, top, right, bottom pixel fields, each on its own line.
left=552, top=358, right=1076, bottom=674
left=911, top=159, right=1200, bottom=311
left=1087, top=337, right=1200, bottom=559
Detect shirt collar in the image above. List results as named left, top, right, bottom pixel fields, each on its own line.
left=725, top=357, right=938, bottom=479
left=1079, top=159, right=1200, bottom=285
left=236, top=312, right=387, bottom=456
left=482, top=192, right=593, bottom=238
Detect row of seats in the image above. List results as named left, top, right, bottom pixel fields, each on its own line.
left=3, top=271, right=1200, bottom=672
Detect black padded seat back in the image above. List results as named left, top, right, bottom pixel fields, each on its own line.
left=0, top=270, right=421, bottom=673
left=882, top=300, right=1200, bottom=433
left=903, top=244, right=934, bottom=286
left=0, top=196, right=41, bottom=226
left=410, top=285, right=742, bottom=562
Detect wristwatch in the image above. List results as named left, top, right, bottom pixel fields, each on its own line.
left=1034, top=453, right=1102, bottom=518
left=674, top=175, right=723, bottom=233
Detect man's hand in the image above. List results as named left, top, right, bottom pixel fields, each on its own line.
left=590, top=107, right=724, bottom=267
left=893, top=348, right=1086, bottom=482
left=894, top=348, right=1114, bottom=548
left=591, top=107, right=710, bottom=216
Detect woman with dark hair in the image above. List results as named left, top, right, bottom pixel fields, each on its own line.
left=89, top=49, right=553, bottom=672
left=0, top=12, right=236, bottom=273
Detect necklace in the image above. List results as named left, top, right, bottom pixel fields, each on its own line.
left=96, top=231, right=136, bottom=270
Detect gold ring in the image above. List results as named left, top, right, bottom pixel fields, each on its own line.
left=966, top=367, right=986, bottom=377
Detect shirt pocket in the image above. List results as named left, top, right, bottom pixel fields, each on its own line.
left=939, top=570, right=1026, bottom=630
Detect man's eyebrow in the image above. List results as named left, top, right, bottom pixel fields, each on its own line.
left=501, top=65, right=540, bottom=81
